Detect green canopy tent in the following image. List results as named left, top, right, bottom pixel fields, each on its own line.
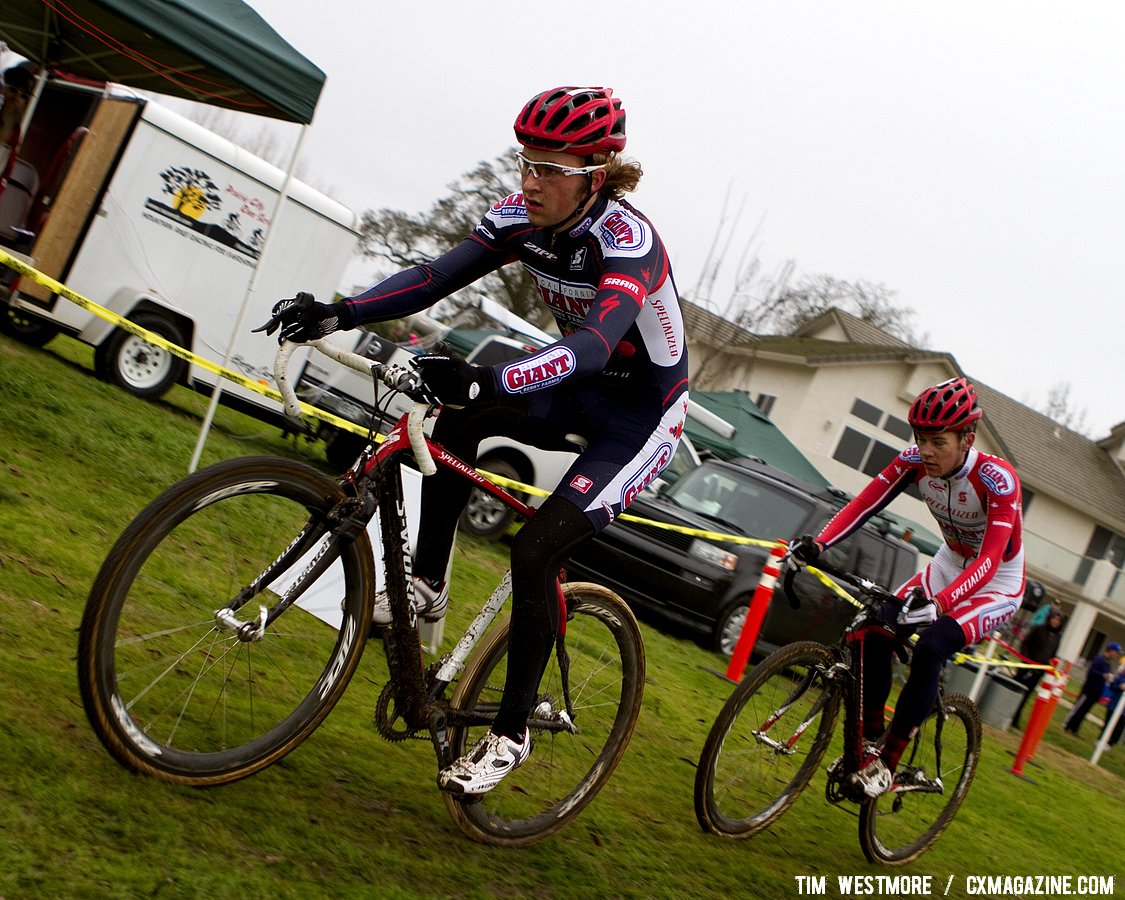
left=686, top=390, right=830, bottom=487
left=1, top=0, right=329, bottom=469
left=0, top=0, right=324, bottom=123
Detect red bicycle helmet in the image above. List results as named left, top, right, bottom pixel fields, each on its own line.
left=514, top=86, right=626, bottom=156
left=908, top=377, right=983, bottom=432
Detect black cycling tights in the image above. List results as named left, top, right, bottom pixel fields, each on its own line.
left=492, top=494, right=595, bottom=740
left=862, top=616, right=968, bottom=741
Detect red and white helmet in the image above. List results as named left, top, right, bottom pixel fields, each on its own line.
left=514, top=86, right=626, bottom=156
left=908, top=377, right=983, bottom=432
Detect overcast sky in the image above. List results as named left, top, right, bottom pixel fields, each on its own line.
left=239, top=0, right=1123, bottom=438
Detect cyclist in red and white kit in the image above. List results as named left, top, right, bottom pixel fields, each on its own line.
left=788, top=377, right=1024, bottom=797
left=260, top=87, right=689, bottom=795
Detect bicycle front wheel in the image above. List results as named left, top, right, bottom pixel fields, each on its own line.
left=858, top=692, right=981, bottom=865
left=443, top=582, right=645, bottom=847
left=695, top=641, right=840, bottom=838
left=78, top=456, right=375, bottom=785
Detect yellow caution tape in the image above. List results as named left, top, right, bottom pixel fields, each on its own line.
left=0, top=248, right=783, bottom=547
left=0, top=248, right=370, bottom=438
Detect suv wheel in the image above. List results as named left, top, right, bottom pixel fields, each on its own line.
left=457, top=459, right=523, bottom=541
left=712, top=598, right=750, bottom=657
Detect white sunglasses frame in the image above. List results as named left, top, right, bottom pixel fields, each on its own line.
left=514, top=151, right=606, bottom=180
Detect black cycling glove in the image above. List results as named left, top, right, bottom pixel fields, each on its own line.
left=254, top=292, right=355, bottom=343
left=788, top=534, right=823, bottom=566
left=411, top=355, right=495, bottom=408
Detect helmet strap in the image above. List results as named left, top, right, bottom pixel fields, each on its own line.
left=548, top=176, right=596, bottom=233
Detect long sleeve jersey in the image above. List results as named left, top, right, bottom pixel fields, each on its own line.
left=816, top=445, right=1023, bottom=612
left=342, top=191, right=688, bottom=410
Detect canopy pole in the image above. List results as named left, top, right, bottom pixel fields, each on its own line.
left=188, top=122, right=310, bottom=473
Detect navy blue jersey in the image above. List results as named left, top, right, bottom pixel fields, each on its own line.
left=344, top=191, right=689, bottom=412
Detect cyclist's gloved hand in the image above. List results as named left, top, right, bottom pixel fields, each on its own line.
left=411, top=354, right=495, bottom=408
left=253, top=292, right=355, bottom=343
left=897, top=587, right=939, bottom=627
left=786, top=534, right=823, bottom=571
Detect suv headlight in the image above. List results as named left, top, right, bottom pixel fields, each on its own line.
left=689, top=539, right=738, bottom=571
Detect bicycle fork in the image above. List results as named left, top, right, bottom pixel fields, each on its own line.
left=213, top=492, right=374, bottom=642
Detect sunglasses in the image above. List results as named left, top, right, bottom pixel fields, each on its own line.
left=514, top=151, right=605, bottom=182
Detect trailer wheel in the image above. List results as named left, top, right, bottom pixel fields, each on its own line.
left=0, top=307, right=60, bottom=347
left=95, top=312, right=187, bottom=399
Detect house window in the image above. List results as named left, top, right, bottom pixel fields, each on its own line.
left=754, top=393, right=776, bottom=416
left=1075, top=525, right=1125, bottom=586
left=833, top=427, right=921, bottom=500
left=862, top=440, right=900, bottom=478
left=832, top=427, right=869, bottom=469
left=884, top=414, right=912, bottom=441
left=851, top=398, right=881, bottom=425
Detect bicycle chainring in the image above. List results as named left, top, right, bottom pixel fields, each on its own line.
left=374, top=680, right=424, bottom=742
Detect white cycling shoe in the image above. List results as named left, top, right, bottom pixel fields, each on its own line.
left=437, top=729, right=531, bottom=796
left=371, top=576, right=448, bottom=626
left=847, top=757, right=894, bottom=798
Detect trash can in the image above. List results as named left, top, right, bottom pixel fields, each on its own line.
left=977, top=672, right=1025, bottom=731
left=943, top=661, right=980, bottom=697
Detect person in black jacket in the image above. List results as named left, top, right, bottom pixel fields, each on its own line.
left=1063, top=642, right=1122, bottom=736
left=1010, top=608, right=1064, bottom=729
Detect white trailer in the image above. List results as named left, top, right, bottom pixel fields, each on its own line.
left=0, top=76, right=359, bottom=421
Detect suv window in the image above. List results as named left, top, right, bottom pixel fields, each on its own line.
left=667, top=464, right=812, bottom=539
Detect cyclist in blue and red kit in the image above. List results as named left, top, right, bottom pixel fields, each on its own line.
left=789, top=377, right=1024, bottom=797
left=260, top=87, right=689, bottom=795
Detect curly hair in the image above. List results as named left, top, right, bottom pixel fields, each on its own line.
left=593, top=153, right=643, bottom=200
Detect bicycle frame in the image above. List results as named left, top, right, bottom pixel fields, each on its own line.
left=271, top=339, right=574, bottom=754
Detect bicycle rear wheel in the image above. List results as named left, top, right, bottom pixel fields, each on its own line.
left=442, top=582, right=645, bottom=847
left=858, top=692, right=981, bottom=865
left=78, top=457, right=375, bottom=785
left=695, top=641, right=840, bottom=838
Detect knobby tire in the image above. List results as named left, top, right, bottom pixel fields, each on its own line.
left=442, top=583, right=645, bottom=847
left=858, top=692, right=981, bottom=865
left=695, top=641, right=840, bottom=838
left=78, top=457, right=375, bottom=784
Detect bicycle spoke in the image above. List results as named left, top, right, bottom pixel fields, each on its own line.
left=859, top=693, right=981, bottom=865
left=695, top=642, right=839, bottom=839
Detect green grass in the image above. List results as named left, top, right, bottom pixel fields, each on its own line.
left=0, top=332, right=1122, bottom=899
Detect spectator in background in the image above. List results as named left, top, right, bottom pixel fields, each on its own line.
left=1010, top=608, right=1064, bottom=730
left=1099, top=663, right=1125, bottom=748
left=1063, top=642, right=1122, bottom=736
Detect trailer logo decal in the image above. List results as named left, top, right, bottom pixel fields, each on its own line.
left=143, top=164, right=271, bottom=266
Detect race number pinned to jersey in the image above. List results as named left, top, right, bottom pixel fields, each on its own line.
left=978, top=460, right=1016, bottom=495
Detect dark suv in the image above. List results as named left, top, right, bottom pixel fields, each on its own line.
left=565, top=456, right=918, bottom=657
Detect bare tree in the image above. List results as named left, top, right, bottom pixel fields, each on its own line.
left=354, top=152, right=548, bottom=329
left=685, top=189, right=922, bottom=346
left=1038, top=381, right=1091, bottom=436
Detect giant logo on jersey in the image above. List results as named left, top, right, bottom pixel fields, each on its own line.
left=502, top=347, right=576, bottom=393
left=900, top=446, right=922, bottom=463
left=621, top=442, right=674, bottom=507
left=489, top=192, right=526, bottom=219
left=978, top=461, right=1015, bottom=496
left=599, top=210, right=647, bottom=251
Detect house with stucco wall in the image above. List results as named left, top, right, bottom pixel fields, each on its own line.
left=684, top=302, right=1125, bottom=666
